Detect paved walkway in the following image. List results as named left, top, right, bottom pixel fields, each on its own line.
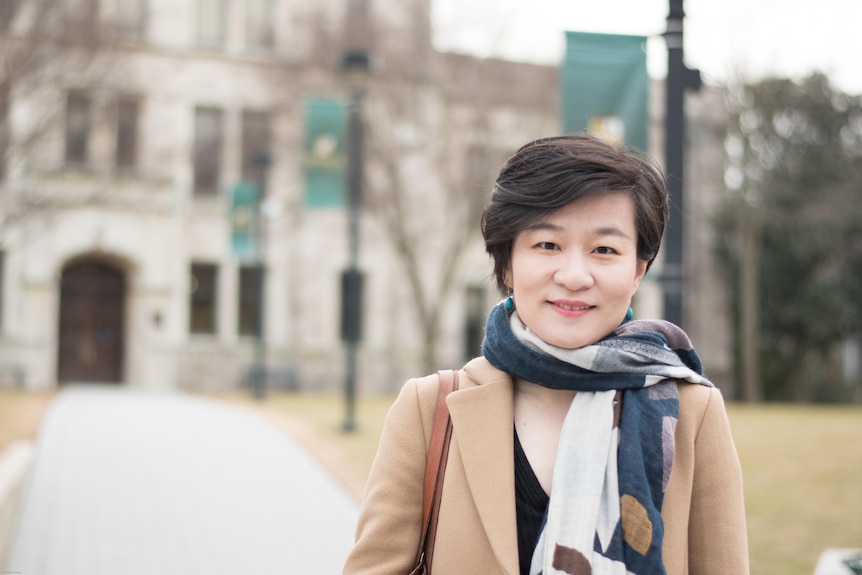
left=4, top=385, right=359, bottom=575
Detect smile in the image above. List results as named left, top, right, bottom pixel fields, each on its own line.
left=556, top=303, right=590, bottom=311
left=551, top=301, right=593, bottom=315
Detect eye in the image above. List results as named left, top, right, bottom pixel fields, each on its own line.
left=536, top=242, right=559, bottom=251
left=594, top=246, right=618, bottom=255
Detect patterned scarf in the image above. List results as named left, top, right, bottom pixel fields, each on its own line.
left=481, top=302, right=712, bottom=575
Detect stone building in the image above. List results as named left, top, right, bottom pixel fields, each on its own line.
left=0, top=0, right=733, bottom=394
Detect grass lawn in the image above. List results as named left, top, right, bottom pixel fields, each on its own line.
left=0, top=389, right=55, bottom=453
left=727, top=403, right=862, bottom=575
left=3, top=387, right=860, bottom=575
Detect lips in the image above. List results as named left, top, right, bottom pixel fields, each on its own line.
left=555, top=302, right=591, bottom=311
left=551, top=300, right=594, bottom=316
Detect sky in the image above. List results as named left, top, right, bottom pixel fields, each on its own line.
left=432, top=0, right=862, bottom=95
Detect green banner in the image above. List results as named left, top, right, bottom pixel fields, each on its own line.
left=562, top=32, right=649, bottom=151
left=231, top=181, right=258, bottom=259
left=304, top=98, right=347, bottom=207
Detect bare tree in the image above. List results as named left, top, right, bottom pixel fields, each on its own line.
left=363, top=54, right=557, bottom=373
left=0, top=0, right=118, bottom=238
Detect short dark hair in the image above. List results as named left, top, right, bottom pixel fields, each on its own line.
left=481, top=133, right=669, bottom=294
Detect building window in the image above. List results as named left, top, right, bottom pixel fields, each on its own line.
left=245, top=0, right=274, bottom=49
left=238, top=265, right=262, bottom=336
left=196, top=0, right=226, bottom=48
left=241, top=110, right=271, bottom=184
left=112, top=0, right=146, bottom=41
left=115, top=97, right=139, bottom=171
left=193, top=106, right=223, bottom=196
left=190, top=263, right=217, bottom=334
left=65, top=92, right=91, bottom=165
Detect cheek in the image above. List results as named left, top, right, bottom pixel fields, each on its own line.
left=508, top=252, right=541, bottom=292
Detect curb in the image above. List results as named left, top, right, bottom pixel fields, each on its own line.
left=0, top=442, right=34, bottom=570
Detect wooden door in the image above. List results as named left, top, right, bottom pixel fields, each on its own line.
left=57, top=262, right=125, bottom=383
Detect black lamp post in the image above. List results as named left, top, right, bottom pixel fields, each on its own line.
left=252, top=151, right=272, bottom=400
left=663, top=0, right=700, bottom=328
left=339, top=45, right=370, bottom=431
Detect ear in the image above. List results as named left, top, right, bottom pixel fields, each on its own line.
left=631, top=260, right=648, bottom=295
left=503, top=267, right=513, bottom=290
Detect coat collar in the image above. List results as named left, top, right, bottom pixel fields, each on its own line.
left=448, top=358, right=520, bottom=575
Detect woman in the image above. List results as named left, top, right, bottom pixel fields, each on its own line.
left=343, top=134, right=749, bottom=575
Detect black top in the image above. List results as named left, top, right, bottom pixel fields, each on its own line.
left=514, top=428, right=549, bottom=575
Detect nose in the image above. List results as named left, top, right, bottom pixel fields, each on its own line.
left=553, top=251, right=594, bottom=291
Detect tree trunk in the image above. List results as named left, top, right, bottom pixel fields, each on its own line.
left=421, top=319, right=439, bottom=377
left=739, top=200, right=762, bottom=402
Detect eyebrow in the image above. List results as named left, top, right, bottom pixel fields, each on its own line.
left=523, top=221, right=563, bottom=232
left=523, top=221, right=635, bottom=240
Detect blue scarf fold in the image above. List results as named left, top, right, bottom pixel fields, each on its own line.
left=481, top=302, right=712, bottom=575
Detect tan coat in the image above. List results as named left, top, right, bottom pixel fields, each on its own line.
left=343, top=357, right=749, bottom=575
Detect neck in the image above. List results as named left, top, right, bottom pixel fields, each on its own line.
left=514, top=378, right=576, bottom=408
left=512, top=378, right=576, bottom=495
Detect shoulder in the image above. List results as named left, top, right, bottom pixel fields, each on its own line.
left=387, top=373, right=441, bottom=442
left=405, top=356, right=512, bottom=398
left=393, top=358, right=513, bottom=437
left=678, top=381, right=724, bottom=411
left=462, top=356, right=514, bottom=388
left=677, top=383, right=732, bottom=441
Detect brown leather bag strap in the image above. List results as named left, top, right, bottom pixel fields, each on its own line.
left=414, top=369, right=458, bottom=569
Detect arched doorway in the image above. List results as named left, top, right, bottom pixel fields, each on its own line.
left=57, top=261, right=126, bottom=384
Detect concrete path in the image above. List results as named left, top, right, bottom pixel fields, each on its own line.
left=3, top=385, right=359, bottom=575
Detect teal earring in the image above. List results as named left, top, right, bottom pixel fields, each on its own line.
left=504, top=296, right=515, bottom=313
left=625, top=307, right=634, bottom=321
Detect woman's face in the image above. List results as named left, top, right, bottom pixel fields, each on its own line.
left=506, top=192, right=648, bottom=349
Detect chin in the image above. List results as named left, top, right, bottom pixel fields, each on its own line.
left=550, top=330, right=611, bottom=350
left=549, top=337, right=592, bottom=350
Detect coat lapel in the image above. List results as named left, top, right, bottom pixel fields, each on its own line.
left=448, top=369, right=519, bottom=575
